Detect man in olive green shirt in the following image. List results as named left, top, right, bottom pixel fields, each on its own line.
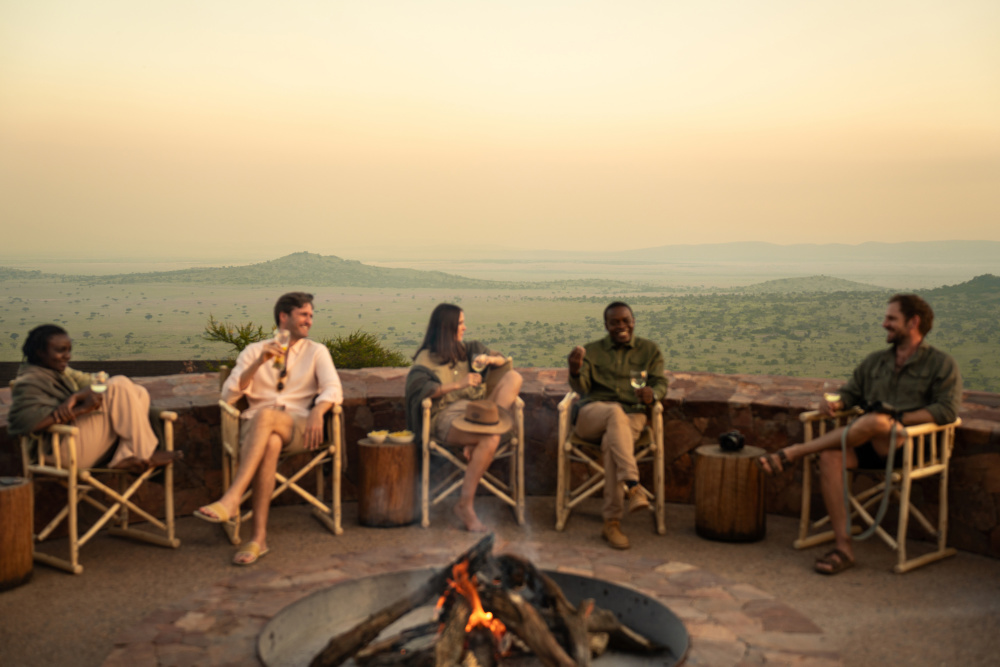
left=568, top=302, right=668, bottom=549
left=758, top=293, right=961, bottom=574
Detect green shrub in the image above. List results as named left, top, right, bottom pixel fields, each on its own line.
left=323, top=330, right=410, bottom=369
left=201, top=315, right=269, bottom=369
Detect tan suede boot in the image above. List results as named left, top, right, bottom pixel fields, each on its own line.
left=602, top=519, right=630, bottom=550
left=626, top=484, right=650, bottom=513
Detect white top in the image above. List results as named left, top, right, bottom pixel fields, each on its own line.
left=221, top=338, right=343, bottom=419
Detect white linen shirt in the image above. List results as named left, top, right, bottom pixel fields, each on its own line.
left=221, top=338, right=343, bottom=420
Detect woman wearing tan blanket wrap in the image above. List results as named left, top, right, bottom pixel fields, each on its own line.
left=8, top=324, right=179, bottom=473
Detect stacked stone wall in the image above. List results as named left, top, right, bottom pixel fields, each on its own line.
left=2, top=368, right=998, bottom=558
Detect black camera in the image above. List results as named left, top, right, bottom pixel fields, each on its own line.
left=859, top=400, right=902, bottom=421
left=718, top=430, right=745, bottom=452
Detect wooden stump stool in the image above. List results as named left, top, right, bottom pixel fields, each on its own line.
left=358, top=439, right=418, bottom=527
left=694, top=445, right=766, bottom=542
left=0, top=477, right=34, bottom=591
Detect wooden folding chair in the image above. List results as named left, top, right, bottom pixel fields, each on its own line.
left=218, top=369, right=344, bottom=545
left=420, top=360, right=525, bottom=527
left=555, top=392, right=665, bottom=534
left=18, top=411, right=180, bottom=575
left=794, top=408, right=961, bottom=573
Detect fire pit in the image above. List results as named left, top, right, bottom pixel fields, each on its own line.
left=258, top=538, right=689, bottom=666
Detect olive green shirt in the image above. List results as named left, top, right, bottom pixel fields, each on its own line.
left=840, top=342, right=961, bottom=425
left=568, top=335, right=668, bottom=414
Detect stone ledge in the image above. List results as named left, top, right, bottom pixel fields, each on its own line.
left=2, top=367, right=998, bottom=558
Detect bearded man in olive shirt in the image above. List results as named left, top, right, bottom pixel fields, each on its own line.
left=758, top=293, right=961, bottom=575
left=568, top=301, right=668, bottom=550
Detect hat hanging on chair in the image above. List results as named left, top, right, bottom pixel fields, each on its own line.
left=452, top=400, right=512, bottom=434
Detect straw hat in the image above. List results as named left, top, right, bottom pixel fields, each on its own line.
left=451, top=400, right=512, bottom=435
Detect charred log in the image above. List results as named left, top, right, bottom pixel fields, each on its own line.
left=310, top=534, right=495, bottom=667
left=479, top=587, right=576, bottom=667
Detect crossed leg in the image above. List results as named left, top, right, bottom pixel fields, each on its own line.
left=197, top=408, right=294, bottom=561
left=445, top=370, right=523, bottom=532
left=760, top=412, right=899, bottom=569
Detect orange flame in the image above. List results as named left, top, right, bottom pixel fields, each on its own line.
left=442, top=560, right=506, bottom=642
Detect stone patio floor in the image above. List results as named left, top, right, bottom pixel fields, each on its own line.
left=2, top=498, right=998, bottom=666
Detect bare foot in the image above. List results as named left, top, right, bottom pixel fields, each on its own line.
left=111, top=456, right=149, bottom=474
left=148, top=450, right=184, bottom=468
left=454, top=503, right=487, bottom=532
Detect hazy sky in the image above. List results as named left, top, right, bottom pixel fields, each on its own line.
left=2, top=1, right=998, bottom=258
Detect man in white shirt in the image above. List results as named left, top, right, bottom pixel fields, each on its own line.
left=195, top=292, right=343, bottom=565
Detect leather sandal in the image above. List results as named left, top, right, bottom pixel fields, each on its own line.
left=233, top=541, right=270, bottom=566
left=194, top=501, right=231, bottom=524
left=814, top=548, right=855, bottom=575
left=756, top=449, right=790, bottom=475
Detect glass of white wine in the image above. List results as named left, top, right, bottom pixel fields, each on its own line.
left=273, top=328, right=291, bottom=368
left=630, top=370, right=647, bottom=390
left=471, top=354, right=489, bottom=373
left=822, top=382, right=841, bottom=405
left=91, top=371, right=108, bottom=412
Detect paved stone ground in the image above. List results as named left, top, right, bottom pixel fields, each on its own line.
left=102, top=542, right=836, bottom=667
left=2, top=499, right=998, bottom=666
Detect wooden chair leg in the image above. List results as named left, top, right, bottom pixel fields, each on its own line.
left=421, top=439, right=431, bottom=528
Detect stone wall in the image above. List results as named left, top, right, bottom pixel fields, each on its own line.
left=2, top=368, right=998, bottom=558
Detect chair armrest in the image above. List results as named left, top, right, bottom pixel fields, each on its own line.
left=158, top=410, right=178, bottom=422
left=799, top=406, right=863, bottom=423
left=557, top=392, right=578, bottom=413
left=901, top=418, right=961, bottom=437
left=219, top=400, right=241, bottom=419
left=46, top=424, right=81, bottom=436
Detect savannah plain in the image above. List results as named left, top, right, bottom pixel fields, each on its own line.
left=2, top=253, right=998, bottom=393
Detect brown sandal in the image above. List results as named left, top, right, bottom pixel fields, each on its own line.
left=756, top=449, right=789, bottom=475
left=814, top=548, right=855, bottom=575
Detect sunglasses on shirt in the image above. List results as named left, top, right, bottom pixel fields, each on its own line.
left=277, top=367, right=287, bottom=392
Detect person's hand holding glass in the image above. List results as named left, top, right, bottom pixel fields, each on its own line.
left=820, top=382, right=843, bottom=416
left=471, top=353, right=511, bottom=374
left=272, top=328, right=291, bottom=369
left=90, top=370, right=108, bottom=413
left=631, top=370, right=654, bottom=405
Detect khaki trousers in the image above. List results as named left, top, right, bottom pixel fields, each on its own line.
left=70, top=376, right=159, bottom=469
left=574, top=401, right=646, bottom=521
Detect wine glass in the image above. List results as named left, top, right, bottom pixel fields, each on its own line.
left=471, top=354, right=489, bottom=373
left=91, top=371, right=108, bottom=413
left=273, top=328, right=291, bottom=368
left=822, top=382, right=841, bottom=405
left=629, top=370, right=648, bottom=390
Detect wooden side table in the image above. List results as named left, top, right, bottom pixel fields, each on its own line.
left=0, top=477, right=33, bottom=591
left=694, top=445, right=767, bottom=542
left=357, top=439, right=418, bottom=527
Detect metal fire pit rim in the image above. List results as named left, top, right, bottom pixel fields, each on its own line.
left=257, top=565, right=689, bottom=667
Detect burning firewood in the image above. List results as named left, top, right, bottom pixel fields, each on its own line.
left=310, top=534, right=496, bottom=667
left=310, top=533, right=664, bottom=667
left=477, top=587, right=575, bottom=667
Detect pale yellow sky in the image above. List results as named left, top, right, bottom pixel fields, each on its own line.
left=1, top=1, right=998, bottom=257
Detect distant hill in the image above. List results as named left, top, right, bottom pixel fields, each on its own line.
left=0, top=253, right=663, bottom=291
left=927, top=274, right=1000, bottom=297
left=82, top=252, right=506, bottom=288
left=739, top=275, right=886, bottom=294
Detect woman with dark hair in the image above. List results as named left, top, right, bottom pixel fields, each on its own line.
left=405, top=304, right=522, bottom=532
left=8, top=324, right=179, bottom=472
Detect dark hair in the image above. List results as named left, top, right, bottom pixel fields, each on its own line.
left=889, top=293, right=934, bottom=336
left=273, top=292, right=314, bottom=325
left=23, top=324, right=68, bottom=365
left=603, top=301, right=633, bottom=322
left=415, top=303, right=466, bottom=366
